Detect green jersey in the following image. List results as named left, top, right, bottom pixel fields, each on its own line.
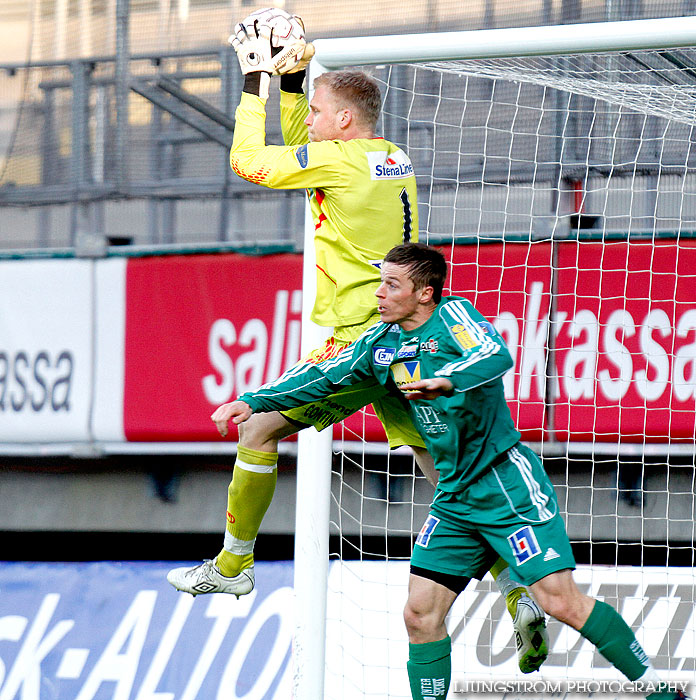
left=239, top=296, right=521, bottom=492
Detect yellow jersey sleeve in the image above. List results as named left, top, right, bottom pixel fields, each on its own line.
left=230, top=91, right=419, bottom=329
left=230, top=92, right=343, bottom=189
left=280, top=90, right=309, bottom=146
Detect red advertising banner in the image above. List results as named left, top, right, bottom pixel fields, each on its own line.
left=553, top=240, right=696, bottom=442
left=124, top=254, right=304, bottom=441
left=122, top=244, right=696, bottom=445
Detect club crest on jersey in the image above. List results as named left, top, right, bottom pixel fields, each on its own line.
left=391, top=360, right=421, bottom=390
left=449, top=323, right=479, bottom=350
left=374, top=347, right=396, bottom=365
left=420, top=339, right=439, bottom=354
left=507, top=526, right=541, bottom=565
left=366, top=150, right=415, bottom=180
left=295, top=145, right=309, bottom=168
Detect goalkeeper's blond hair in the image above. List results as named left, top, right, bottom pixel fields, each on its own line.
left=313, top=70, right=381, bottom=132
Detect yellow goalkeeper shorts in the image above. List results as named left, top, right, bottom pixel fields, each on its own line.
left=280, top=332, right=425, bottom=449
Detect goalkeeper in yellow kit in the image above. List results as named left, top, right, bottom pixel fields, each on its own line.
left=167, top=7, right=548, bottom=673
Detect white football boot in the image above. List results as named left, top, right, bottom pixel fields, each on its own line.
left=514, top=595, right=549, bottom=673
left=167, top=560, right=254, bottom=598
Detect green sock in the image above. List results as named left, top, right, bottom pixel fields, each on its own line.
left=407, top=636, right=451, bottom=700
left=579, top=600, right=650, bottom=681
left=216, top=446, right=277, bottom=577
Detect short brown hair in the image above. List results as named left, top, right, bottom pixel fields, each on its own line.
left=313, top=70, right=381, bottom=131
left=384, top=243, right=448, bottom=303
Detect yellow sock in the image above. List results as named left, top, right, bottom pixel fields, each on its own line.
left=215, top=446, right=277, bottom=577
left=489, top=558, right=507, bottom=580
left=489, top=557, right=528, bottom=620
left=505, top=587, right=526, bottom=620
left=217, top=551, right=255, bottom=577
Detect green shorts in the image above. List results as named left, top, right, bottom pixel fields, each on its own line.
left=280, top=328, right=425, bottom=449
left=410, top=443, right=575, bottom=585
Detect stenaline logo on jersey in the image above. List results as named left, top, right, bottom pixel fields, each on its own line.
left=375, top=161, right=414, bottom=178
left=366, top=151, right=414, bottom=180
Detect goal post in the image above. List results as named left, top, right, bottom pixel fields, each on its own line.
left=313, top=15, right=696, bottom=66
left=294, top=16, right=696, bottom=700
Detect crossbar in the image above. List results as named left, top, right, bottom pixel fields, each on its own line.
left=314, top=15, right=696, bottom=68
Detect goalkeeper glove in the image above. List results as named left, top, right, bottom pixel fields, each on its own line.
left=229, top=10, right=308, bottom=97
left=284, top=41, right=315, bottom=74
left=280, top=43, right=315, bottom=93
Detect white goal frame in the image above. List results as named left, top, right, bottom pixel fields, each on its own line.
left=293, top=15, right=696, bottom=700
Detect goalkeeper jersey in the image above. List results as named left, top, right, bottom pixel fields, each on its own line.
left=229, top=90, right=418, bottom=332
left=238, top=296, right=522, bottom=493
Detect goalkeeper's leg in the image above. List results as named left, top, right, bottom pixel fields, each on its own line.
left=216, top=411, right=300, bottom=577
left=489, top=557, right=549, bottom=673
left=410, top=445, right=548, bottom=673
left=167, top=411, right=299, bottom=596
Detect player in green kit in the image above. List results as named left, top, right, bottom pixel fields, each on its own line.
left=210, top=243, right=688, bottom=700
left=167, top=8, right=548, bottom=673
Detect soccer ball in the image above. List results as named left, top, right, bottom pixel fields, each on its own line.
left=240, top=7, right=305, bottom=49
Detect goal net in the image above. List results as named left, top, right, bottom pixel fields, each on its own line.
left=295, top=17, right=696, bottom=700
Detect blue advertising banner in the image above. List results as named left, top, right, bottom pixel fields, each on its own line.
left=0, top=561, right=293, bottom=700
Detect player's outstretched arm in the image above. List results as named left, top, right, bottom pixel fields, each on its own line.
left=211, top=400, right=253, bottom=437
left=400, top=377, right=454, bottom=401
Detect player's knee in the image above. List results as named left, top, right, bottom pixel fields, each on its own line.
left=403, top=600, right=438, bottom=639
left=238, top=411, right=296, bottom=450
left=403, top=602, right=423, bottom=636
left=238, top=414, right=274, bottom=450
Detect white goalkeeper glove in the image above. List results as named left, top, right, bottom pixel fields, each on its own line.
left=228, top=8, right=310, bottom=97
left=284, top=40, right=315, bottom=74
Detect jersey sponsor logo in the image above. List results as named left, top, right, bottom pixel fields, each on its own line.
left=366, top=150, right=415, bottom=180
left=449, top=323, right=480, bottom=350
left=295, top=145, right=309, bottom=168
left=397, top=344, right=418, bottom=358
left=391, top=360, right=421, bottom=389
left=420, top=339, right=439, bottom=354
left=413, top=404, right=449, bottom=434
left=374, top=347, right=396, bottom=365
left=415, top=514, right=440, bottom=547
left=507, top=526, right=541, bottom=565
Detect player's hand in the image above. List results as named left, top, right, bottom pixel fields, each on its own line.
left=400, top=378, right=454, bottom=401
left=211, top=400, right=253, bottom=437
